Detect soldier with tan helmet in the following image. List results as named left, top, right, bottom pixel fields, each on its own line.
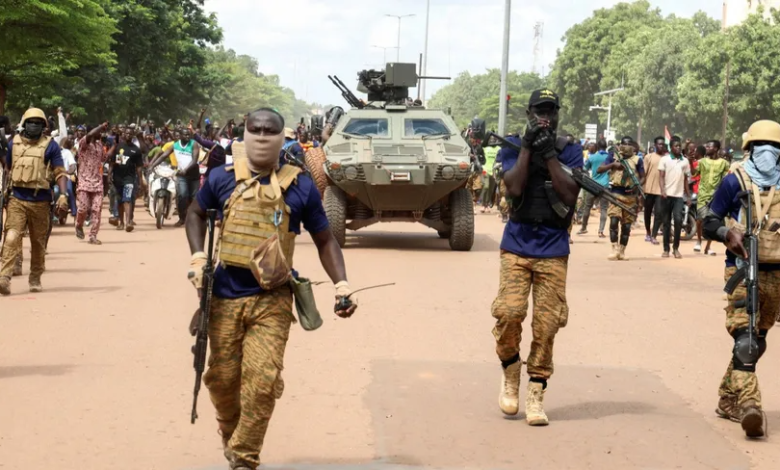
left=702, top=119, right=780, bottom=439
left=0, top=108, right=69, bottom=296
left=185, top=108, right=358, bottom=469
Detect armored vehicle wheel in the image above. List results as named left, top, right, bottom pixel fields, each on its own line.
left=437, top=230, right=451, bottom=239
left=305, top=148, right=328, bottom=200
left=448, top=188, right=474, bottom=251
left=324, top=186, right=347, bottom=247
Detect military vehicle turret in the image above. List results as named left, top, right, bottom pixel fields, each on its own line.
left=320, top=63, right=474, bottom=251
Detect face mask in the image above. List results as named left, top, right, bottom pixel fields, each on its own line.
left=243, top=129, right=284, bottom=171
left=751, top=145, right=780, bottom=174
left=24, top=122, right=44, bottom=139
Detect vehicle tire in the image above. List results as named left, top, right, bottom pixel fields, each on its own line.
left=305, top=148, right=329, bottom=200
left=448, top=188, right=475, bottom=251
left=324, top=186, right=347, bottom=247
left=156, top=197, right=165, bottom=229
left=682, top=213, right=696, bottom=241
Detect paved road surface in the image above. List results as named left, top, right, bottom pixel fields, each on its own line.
left=1, top=207, right=778, bottom=469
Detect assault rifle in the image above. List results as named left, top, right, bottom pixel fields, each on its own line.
left=482, top=131, right=637, bottom=217
left=617, top=154, right=645, bottom=198
left=191, top=208, right=217, bottom=424
left=724, top=187, right=760, bottom=368
left=328, top=75, right=364, bottom=109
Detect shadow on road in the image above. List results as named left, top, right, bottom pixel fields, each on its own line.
left=0, top=364, right=75, bottom=379
left=548, top=400, right=655, bottom=421
left=44, top=285, right=122, bottom=294
left=345, top=232, right=499, bottom=252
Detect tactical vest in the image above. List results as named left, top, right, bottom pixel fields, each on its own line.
left=11, top=135, right=52, bottom=191
left=726, top=167, right=780, bottom=263
left=218, top=144, right=302, bottom=270
left=511, top=158, right=571, bottom=229
left=609, top=154, right=640, bottom=189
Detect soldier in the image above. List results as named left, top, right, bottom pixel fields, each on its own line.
left=185, top=108, right=358, bottom=469
left=0, top=108, right=69, bottom=295
left=598, top=136, right=645, bottom=261
left=492, top=89, right=582, bottom=426
left=703, top=120, right=780, bottom=439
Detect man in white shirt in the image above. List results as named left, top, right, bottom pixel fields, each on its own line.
left=658, top=139, right=692, bottom=259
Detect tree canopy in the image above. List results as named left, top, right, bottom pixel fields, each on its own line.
left=0, top=0, right=316, bottom=127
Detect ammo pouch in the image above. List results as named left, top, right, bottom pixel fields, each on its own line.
left=249, top=230, right=292, bottom=290
left=290, top=277, right=323, bottom=331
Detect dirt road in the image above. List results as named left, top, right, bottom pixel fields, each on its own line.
left=1, top=208, right=778, bottom=470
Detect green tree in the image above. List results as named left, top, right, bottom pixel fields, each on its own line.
left=0, top=0, right=117, bottom=114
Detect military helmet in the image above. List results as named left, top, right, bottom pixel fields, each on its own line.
left=20, top=108, right=48, bottom=128
left=742, top=120, right=780, bottom=150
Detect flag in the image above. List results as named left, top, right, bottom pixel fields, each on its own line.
left=664, top=126, right=672, bottom=146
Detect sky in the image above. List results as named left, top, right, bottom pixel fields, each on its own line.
left=203, top=0, right=725, bottom=107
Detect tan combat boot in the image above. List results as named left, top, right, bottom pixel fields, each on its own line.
left=618, top=245, right=629, bottom=261
left=607, top=243, right=620, bottom=261
left=526, top=381, right=549, bottom=426
left=741, top=400, right=767, bottom=438
left=498, top=361, right=521, bottom=415
left=0, top=277, right=10, bottom=296
left=716, top=395, right=742, bottom=422
left=29, top=278, right=42, bottom=293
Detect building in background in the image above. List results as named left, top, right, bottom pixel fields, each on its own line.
left=726, top=0, right=780, bottom=27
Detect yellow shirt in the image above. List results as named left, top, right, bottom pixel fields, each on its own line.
left=163, top=141, right=177, bottom=167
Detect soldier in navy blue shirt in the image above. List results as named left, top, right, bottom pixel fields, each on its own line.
left=184, top=108, right=358, bottom=468
left=702, top=119, right=780, bottom=439
left=491, top=89, right=582, bottom=426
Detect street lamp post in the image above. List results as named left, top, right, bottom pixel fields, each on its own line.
left=385, top=13, right=415, bottom=62
left=498, top=0, right=511, bottom=136
left=371, top=45, right=393, bottom=64
left=420, top=0, right=431, bottom=104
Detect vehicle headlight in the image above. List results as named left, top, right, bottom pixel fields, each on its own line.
left=344, top=166, right=359, bottom=181
left=441, top=165, right=455, bottom=180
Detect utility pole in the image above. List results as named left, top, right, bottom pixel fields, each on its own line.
left=372, top=45, right=393, bottom=64
left=420, top=0, right=431, bottom=104
left=532, top=22, right=544, bottom=76
left=721, top=1, right=730, bottom=148
left=386, top=14, right=416, bottom=62
left=498, top=0, right=511, bottom=136
left=590, top=87, right=624, bottom=141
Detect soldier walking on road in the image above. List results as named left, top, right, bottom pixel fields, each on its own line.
left=0, top=108, right=69, bottom=295
left=703, top=120, right=780, bottom=439
left=185, top=108, right=358, bottom=469
left=492, top=90, right=582, bottom=426
left=598, top=136, right=645, bottom=261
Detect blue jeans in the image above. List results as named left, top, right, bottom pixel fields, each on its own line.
left=53, top=178, right=77, bottom=216
left=176, top=177, right=200, bottom=221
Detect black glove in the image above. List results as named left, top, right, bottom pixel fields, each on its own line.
left=521, top=118, right=543, bottom=149
left=532, top=130, right=558, bottom=162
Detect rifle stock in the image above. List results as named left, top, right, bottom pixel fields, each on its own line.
left=191, top=209, right=217, bottom=424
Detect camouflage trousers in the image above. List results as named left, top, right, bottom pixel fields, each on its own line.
left=718, top=266, right=780, bottom=410
left=204, top=288, right=294, bottom=468
left=607, top=193, right=638, bottom=225
left=498, top=180, right=508, bottom=217
left=0, top=198, right=49, bottom=282
left=491, top=252, right=569, bottom=379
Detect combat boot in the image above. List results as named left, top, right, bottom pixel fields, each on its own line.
left=29, top=278, right=42, bottom=293
left=498, top=361, right=521, bottom=415
left=716, top=395, right=742, bottom=422
left=618, top=245, right=629, bottom=261
left=525, top=381, right=549, bottom=426
left=0, top=277, right=11, bottom=296
left=741, top=400, right=767, bottom=438
left=607, top=243, right=620, bottom=261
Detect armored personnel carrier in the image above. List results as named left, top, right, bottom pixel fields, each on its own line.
left=320, top=63, right=474, bottom=251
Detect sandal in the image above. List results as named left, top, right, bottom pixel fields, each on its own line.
left=88, top=238, right=102, bottom=245
left=577, top=229, right=588, bottom=235
left=75, top=226, right=85, bottom=240
left=598, top=232, right=606, bottom=238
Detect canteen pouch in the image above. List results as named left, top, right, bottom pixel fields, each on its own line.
left=291, top=277, right=323, bottom=331
left=249, top=230, right=292, bottom=290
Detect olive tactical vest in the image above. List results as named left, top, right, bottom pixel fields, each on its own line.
left=11, top=135, right=52, bottom=191
left=609, top=154, right=639, bottom=189
left=726, top=166, right=780, bottom=263
left=217, top=143, right=302, bottom=269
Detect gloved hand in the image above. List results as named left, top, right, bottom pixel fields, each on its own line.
left=532, top=129, right=558, bottom=162
left=188, top=252, right=207, bottom=289
left=521, top=118, right=543, bottom=149
left=56, top=194, right=69, bottom=213
left=334, top=280, right=358, bottom=318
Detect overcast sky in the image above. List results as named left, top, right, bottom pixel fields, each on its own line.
left=203, top=1, right=723, bottom=107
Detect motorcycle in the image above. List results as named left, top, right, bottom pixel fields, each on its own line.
left=680, top=193, right=697, bottom=241
left=148, top=164, right=177, bottom=229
